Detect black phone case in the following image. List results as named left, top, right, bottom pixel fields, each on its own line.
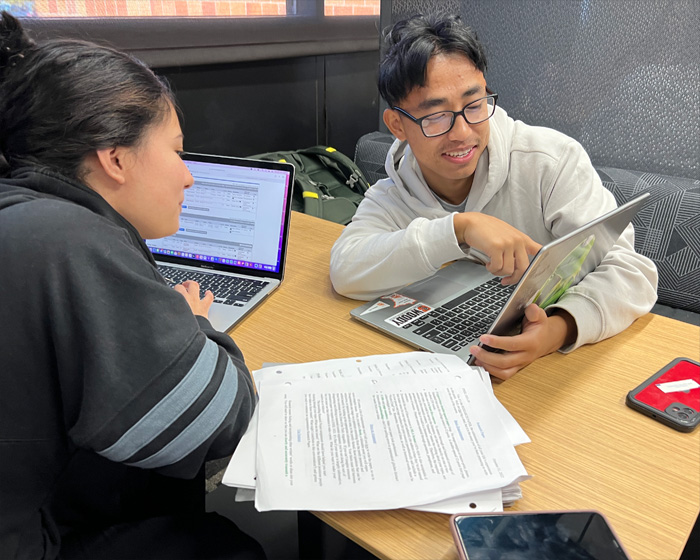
left=626, top=358, right=700, bottom=432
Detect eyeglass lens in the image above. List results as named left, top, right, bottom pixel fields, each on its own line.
left=422, top=97, right=496, bottom=137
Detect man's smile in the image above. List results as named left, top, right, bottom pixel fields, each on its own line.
left=443, top=145, right=477, bottom=161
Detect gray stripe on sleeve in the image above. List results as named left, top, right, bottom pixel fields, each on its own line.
left=126, top=356, right=239, bottom=469
left=98, top=338, right=219, bottom=463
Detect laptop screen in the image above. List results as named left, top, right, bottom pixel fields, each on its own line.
left=146, top=155, right=292, bottom=275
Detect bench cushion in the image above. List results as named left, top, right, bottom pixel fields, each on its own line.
left=596, top=167, right=700, bottom=315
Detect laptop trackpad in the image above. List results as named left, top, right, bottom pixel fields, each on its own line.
left=401, top=276, right=468, bottom=307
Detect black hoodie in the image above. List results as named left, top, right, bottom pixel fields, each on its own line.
left=0, top=167, right=256, bottom=559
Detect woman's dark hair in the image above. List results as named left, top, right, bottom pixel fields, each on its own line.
left=378, top=13, right=488, bottom=107
left=0, top=11, right=176, bottom=181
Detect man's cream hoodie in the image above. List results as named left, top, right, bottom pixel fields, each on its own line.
left=330, top=106, right=658, bottom=351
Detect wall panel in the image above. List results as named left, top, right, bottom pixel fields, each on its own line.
left=158, top=50, right=379, bottom=158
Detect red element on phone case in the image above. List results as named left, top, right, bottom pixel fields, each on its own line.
left=634, top=360, right=700, bottom=411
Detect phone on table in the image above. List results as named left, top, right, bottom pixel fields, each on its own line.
left=626, top=357, right=700, bottom=432
left=450, top=510, right=630, bottom=560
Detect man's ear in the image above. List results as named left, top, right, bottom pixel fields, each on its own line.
left=95, top=146, right=131, bottom=185
left=383, top=108, right=407, bottom=141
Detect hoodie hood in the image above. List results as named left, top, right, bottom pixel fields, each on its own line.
left=381, top=105, right=517, bottom=214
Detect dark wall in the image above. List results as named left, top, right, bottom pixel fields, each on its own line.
left=157, top=49, right=380, bottom=159
left=324, top=51, right=381, bottom=156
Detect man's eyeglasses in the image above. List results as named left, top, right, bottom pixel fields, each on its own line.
left=392, top=93, right=498, bottom=138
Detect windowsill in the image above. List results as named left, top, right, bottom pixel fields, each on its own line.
left=22, top=15, right=380, bottom=67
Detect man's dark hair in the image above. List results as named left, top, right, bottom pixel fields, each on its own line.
left=0, top=11, right=176, bottom=181
left=378, top=13, right=488, bottom=107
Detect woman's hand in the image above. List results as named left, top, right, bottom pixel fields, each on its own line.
left=173, top=280, right=214, bottom=318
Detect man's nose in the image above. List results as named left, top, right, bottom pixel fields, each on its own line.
left=446, top=111, right=472, bottom=139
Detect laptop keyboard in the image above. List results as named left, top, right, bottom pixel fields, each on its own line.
left=403, top=277, right=516, bottom=351
left=158, top=266, right=269, bottom=307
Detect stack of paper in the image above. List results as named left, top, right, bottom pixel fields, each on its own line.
left=223, top=352, right=530, bottom=514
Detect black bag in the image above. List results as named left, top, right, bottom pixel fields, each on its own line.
left=250, top=146, right=370, bottom=225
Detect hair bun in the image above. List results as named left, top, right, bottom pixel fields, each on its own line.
left=0, top=11, right=35, bottom=77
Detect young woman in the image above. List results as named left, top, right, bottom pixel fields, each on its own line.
left=0, top=12, right=264, bottom=559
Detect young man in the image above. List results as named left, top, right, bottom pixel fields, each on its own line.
left=330, top=14, right=657, bottom=380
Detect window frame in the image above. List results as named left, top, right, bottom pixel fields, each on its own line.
left=21, top=14, right=380, bottom=68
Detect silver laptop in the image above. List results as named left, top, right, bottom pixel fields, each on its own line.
left=351, top=193, right=650, bottom=363
left=146, top=152, right=294, bottom=332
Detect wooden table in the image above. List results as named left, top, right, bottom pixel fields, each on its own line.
left=230, top=212, right=700, bottom=560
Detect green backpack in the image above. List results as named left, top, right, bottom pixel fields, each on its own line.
left=250, top=146, right=371, bottom=225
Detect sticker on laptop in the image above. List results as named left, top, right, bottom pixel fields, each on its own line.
left=386, top=303, right=433, bottom=328
left=380, top=293, right=417, bottom=308
left=360, top=301, right=391, bottom=315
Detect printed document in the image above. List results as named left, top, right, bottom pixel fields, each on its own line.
left=233, top=352, right=529, bottom=512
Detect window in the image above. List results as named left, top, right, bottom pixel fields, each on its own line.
left=325, top=1, right=379, bottom=16
left=8, top=0, right=380, bottom=67
left=2, top=0, right=379, bottom=18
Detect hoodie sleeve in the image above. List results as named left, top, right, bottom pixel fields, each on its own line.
left=30, top=202, right=257, bottom=479
left=538, top=140, right=658, bottom=351
left=330, top=183, right=468, bottom=300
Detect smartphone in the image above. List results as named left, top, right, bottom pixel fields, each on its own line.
left=450, top=510, right=630, bottom=560
left=626, top=357, right=700, bottom=432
